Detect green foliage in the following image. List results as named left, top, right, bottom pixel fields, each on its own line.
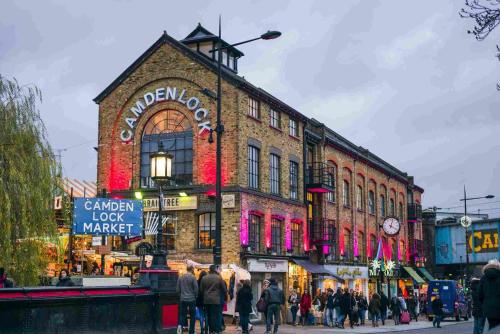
left=0, top=75, right=59, bottom=286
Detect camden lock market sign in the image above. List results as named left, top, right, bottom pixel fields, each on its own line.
left=120, top=86, right=212, bottom=142
left=369, top=259, right=400, bottom=278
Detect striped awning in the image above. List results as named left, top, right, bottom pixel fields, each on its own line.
left=418, top=267, right=435, bottom=281
left=403, top=266, right=426, bottom=285
left=61, top=178, right=97, bottom=198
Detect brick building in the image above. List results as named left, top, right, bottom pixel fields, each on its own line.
left=93, top=24, right=424, bottom=307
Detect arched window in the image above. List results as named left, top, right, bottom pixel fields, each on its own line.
left=368, top=190, right=375, bottom=214
left=248, top=214, right=261, bottom=253
left=358, top=231, right=365, bottom=260
left=141, top=110, right=193, bottom=188
left=389, top=198, right=395, bottom=216
left=271, top=218, right=282, bottom=255
left=380, top=195, right=386, bottom=217
left=344, top=228, right=352, bottom=260
left=291, top=221, right=303, bottom=255
left=398, top=202, right=404, bottom=222
left=343, top=180, right=350, bottom=207
left=356, top=185, right=363, bottom=210
left=370, top=234, right=377, bottom=258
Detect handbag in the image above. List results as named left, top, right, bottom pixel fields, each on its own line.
left=256, top=297, right=267, bottom=313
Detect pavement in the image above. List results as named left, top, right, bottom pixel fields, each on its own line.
left=219, top=317, right=473, bottom=334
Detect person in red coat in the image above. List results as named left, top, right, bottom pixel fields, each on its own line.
left=300, top=289, right=312, bottom=326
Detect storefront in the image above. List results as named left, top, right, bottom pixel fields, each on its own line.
left=368, top=259, right=401, bottom=298
left=246, top=258, right=288, bottom=320
left=323, top=264, right=368, bottom=296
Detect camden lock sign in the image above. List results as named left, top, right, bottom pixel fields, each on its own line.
left=142, top=196, right=197, bottom=212
left=325, top=265, right=368, bottom=279
left=120, top=86, right=212, bottom=142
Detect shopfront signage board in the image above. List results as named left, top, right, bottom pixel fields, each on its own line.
left=73, top=198, right=143, bottom=236
left=143, top=196, right=197, bottom=212
left=247, top=259, right=288, bottom=273
left=324, top=265, right=369, bottom=279
left=368, top=259, right=400, bottom=278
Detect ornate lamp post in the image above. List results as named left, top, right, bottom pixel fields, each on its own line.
left=460, top=187, right=494, bottom=285
left=206, top=17, right=281, bottom=265
left=150, top=142, right=173, bottom=269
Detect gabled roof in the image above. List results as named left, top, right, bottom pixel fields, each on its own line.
left=93, top=30, right=306, bottom=122
left=180, top=23, right=244, bottom=57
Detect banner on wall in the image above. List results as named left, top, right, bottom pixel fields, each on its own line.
left=72, top=198, right=143, bottom=236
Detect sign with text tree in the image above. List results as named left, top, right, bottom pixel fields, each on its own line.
left=72, top=198, right=143, bottom=236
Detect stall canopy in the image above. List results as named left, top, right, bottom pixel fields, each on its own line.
left=292, top=259, right=344, bottom=283
left=418, top=267, right=435, bottom=281
left=403, top=266, right=426, bottom=285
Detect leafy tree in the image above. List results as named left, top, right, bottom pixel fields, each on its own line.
left=0, top=75, right=59, bottom=286
left=461, top=0, right=500, bottom=89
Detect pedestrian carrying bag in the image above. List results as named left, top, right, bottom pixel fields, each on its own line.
left=400, top=310, right=411, bottom=324
left=256, top=297, right=267, bottom=313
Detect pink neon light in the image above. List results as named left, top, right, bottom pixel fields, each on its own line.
left=367, top=237, right=371, bottom=258
left=398, top=240, right=402, bottom=261
left=240, top=210, right=249, bottom=246
left=307, top=188, right=329, bottom=193
left=265, top=211, right=271, bottom=249
left=285, top=214, right=292, bottom=251
left=353, top=232, right=359, bottom=257
left=303, top=219, right=309, bottom=252
left=339, top=232, right=345, bottom=256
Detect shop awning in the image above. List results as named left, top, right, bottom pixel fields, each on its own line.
left=418, top=267, right=435, bottom=281
left=403, top=266, right=426, bottom=285
left=291, top=259, right=344, bottom=283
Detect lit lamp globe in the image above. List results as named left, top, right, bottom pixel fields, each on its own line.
left=150, top=146, right=173, bottom=181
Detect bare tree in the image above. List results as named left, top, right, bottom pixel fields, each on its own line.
left=461, top=0, right=500, bottom=89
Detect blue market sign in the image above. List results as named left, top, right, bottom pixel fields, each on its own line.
left=73, top=198, right=143, bottom=236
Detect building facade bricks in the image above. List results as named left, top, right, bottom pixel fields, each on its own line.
left=93, top=25, right=425, bottom=306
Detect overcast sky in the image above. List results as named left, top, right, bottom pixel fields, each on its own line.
left=2, top=0, right=499, bottom=216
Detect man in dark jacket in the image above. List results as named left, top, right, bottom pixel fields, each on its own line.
left=471, top=278, right=485, bottom=334
left=176, top=265, right=198, bottom=334
left=236, top=280, right=253, bottom=334
left=200, top=265, right=227, bottom=334
left=479, top=259, right=500, bottom=330
left=431, top=295, right=444, bottom=328
left=380, top=292, right=389, bottom=325
left=264, top=278, right=285, bottom=334
left=325, top=289, right=335, bottom=327
left=340, top=288, right=355, bottom=329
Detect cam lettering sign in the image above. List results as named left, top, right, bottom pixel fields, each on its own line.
left=247, top=259, right=288, bottom=273
left=467, top=229, right=499, bottom=253
left=143, top=196, right=197, bottom=212
left=73, top=198, right=143, bottom=236
left=120, top=86, right=212, bottom=142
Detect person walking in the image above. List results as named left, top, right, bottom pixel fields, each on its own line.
left=259, top=280, right=271, bottom=323
left=288, top=289, right=300, bottom=326
left=471, top=278, right=485, bottom=334
left=368, top=293, right=381, bottom=327
left=263, top=278, right=285, bottom=334
left=408, top=293, right=419, bottom=322
left=196, top=271, right=208, bottom=334
left=200, top=265, right=227, bottom=334
left=479, top=259, right=500, bottom=330
left=176, top=265, right=198, bottom=334
left=236, top=280, right=253, bottom=334
left=0, top=268, right=14, bottom=288
left=56, top=269, right=75, bottom=287
left=380, top=291, right=389, bottom=326
left=333, top=288, right=342, bottom=327
left=325, top=289, right=335, bottom=327
left=358, top=292, right=368, bottom=325
left=391, top=294, right=402, bottom=325
left=431, top=295, right=443, bottom=328
left=299, top=289, right=312, bottom=326
left=340, top=288, right=355, bottom=329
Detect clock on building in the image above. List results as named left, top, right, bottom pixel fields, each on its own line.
left=382, top=217, right=401, bottom=236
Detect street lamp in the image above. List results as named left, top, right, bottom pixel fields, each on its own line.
left=460, top=186, right=494, bottom=285
left=207, top=17, right=281, bottom=265
left=150, top=142, right=173, bottom=269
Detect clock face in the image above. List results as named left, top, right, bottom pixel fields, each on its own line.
left=382, top=217, right=400, bottom=236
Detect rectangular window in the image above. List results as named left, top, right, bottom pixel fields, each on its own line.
left=270, top=154, right=281, bottom=195
left=198, top=213, right=215, bottom=249
left=270, top=109, right=280, bottom=129
left=289, top=118, right=298, bottom=137
left=368, top=191, right=375, bottom=214
left=248, top=145, right=260, bottom=189
left=271, top=218, right=282, bottom=255
left=289, top=161, right=299, bottom=199
left=380, top=195, right=386, bottom=217
left=326, top=172, right=335, bottom=202
left=248, top=97, right=259, bottom=119
left=291, top=222, right=302, bottom=255
left=390, top=199, right=395, bottom=216
left=356, top=185, right=363, bottom=210
left=343, top=180, right=350, bottom=207
left=248, top=214, right=261, bottom=253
